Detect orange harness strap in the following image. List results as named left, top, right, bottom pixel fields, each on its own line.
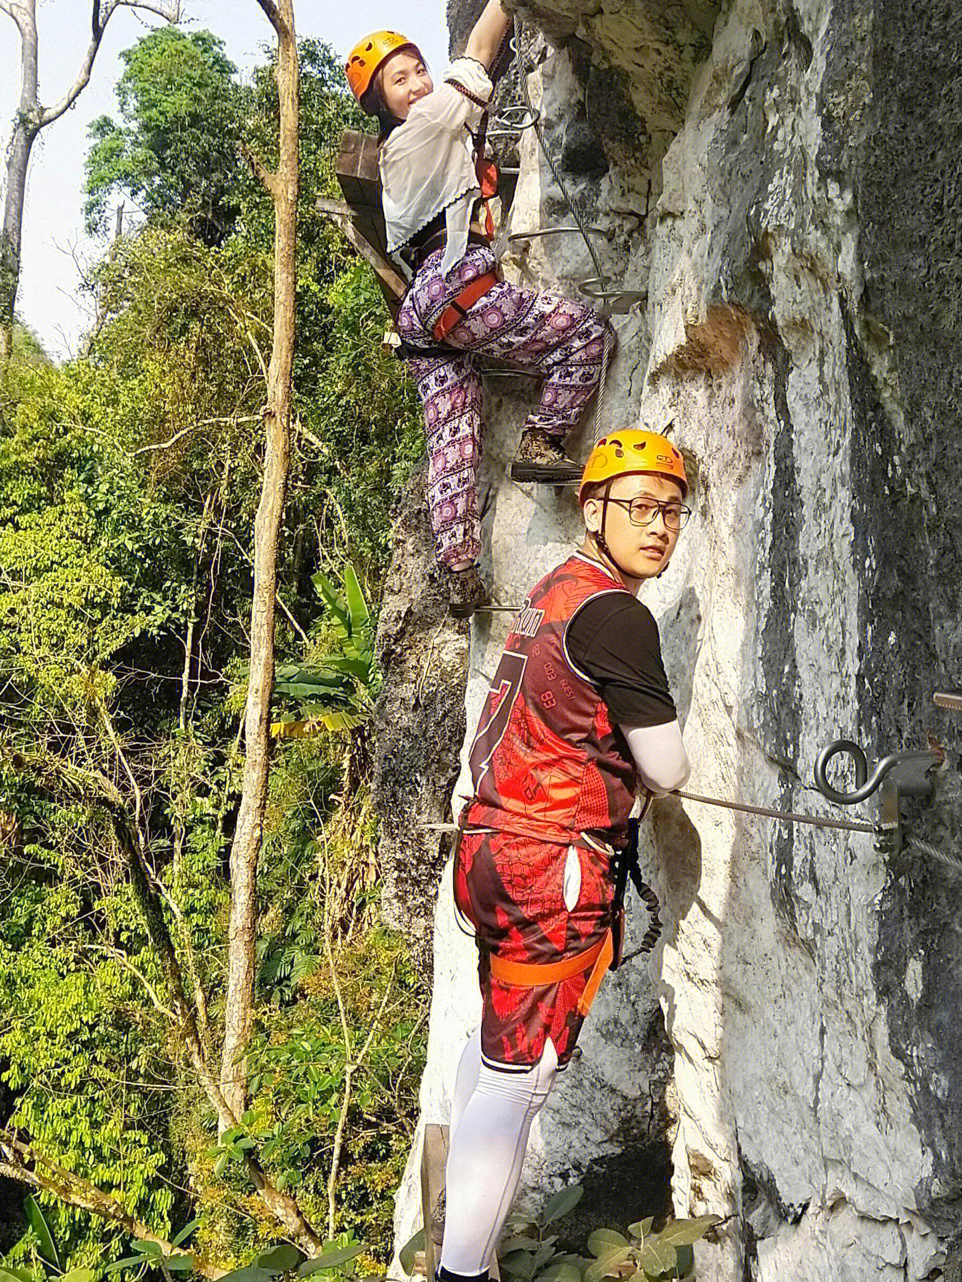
left=488, top=930, right=615, bottom=1018
left=431, top=270, right=500, bottom=343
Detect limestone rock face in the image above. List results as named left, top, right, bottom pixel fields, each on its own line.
left=376, top=1, right=962, bottom=1278
left=372, top=464, right=469, bottom=971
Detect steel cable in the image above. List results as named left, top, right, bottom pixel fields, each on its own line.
left=510, top=17, right=612, bottom=435
left=674, top=789, right=877, bottom=834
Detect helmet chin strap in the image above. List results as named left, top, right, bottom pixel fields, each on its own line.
left=589, top=480, right=640, bottom=582
left=588, top=480, right=669, bottom=582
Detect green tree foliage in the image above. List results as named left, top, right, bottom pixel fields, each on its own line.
left=0, top=26, right=425, bottom=1273
left=84, top=29, right=244, bottom=244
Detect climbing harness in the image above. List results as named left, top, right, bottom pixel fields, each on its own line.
left=431, top=270, right=502, bottom=343
left=489, top=932, right=614, bottom=1018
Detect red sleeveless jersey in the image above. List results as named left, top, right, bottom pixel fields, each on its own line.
left=464, top=553, right=639, bottom=846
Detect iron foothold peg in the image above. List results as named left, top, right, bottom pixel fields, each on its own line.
left=486, top=103, right=541, bottom=140
left=508, top=226, right=608, bottom=243
left=577, top=276, right=647, bottom=314
left=934, top=689, right=962, bottom=712
left=814, top=738, right=941, bottom=858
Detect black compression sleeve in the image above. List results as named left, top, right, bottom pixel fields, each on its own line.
left=566, top=594, right=677, bottom=727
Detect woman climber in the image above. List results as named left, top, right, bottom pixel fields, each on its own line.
left=345, top=3, right=615, bottom=617
left=440, top=428, right=692, bottom=1282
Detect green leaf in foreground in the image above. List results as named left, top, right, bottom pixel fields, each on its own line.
left=535, top=1265, right=582, bottom=1282
left=24, top=1196, right=60, bottom=1270
left=298, top=1244, right=366, bottom=1276
left=397, top=1230, right=425, bottom=1279
left=256, top=1246, right=304, bottom=1274
left=499, top=1236, right=541, bottom=1254
left=584, top=1249, right=630, bottom=1282
left=587, top=1229, right=629, bottom=1258
left=654, top=1215, right=722, bottom=1248
left=639, top=1239, right=676, bottom=1279
left=542, top=1184, right=584, bottom=1226
left=172, top=1217, right=202, bottom=1247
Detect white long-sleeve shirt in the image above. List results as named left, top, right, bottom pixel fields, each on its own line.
left=378, top=57, right=492, bottom=276
left=622, top=721, right=691, bottom=797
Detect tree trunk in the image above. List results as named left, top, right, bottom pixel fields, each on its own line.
left=0, top=0, right=39, bottom=365
left=220, top=0, right=300, bottom=1124
left=0, top=0, right=181, bottom=365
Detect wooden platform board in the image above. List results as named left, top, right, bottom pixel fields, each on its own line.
left=330, top=129, right=407, bottom=318
left=419, top=1122, right=449, bottom=1280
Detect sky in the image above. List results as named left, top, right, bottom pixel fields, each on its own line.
left=0, top=0, right=448, bottom=358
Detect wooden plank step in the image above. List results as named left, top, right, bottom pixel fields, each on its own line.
left=420, top=1122, right=449, bottom=1280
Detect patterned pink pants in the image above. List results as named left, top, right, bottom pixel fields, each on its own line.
left=397, top=244, right=613, bottom=568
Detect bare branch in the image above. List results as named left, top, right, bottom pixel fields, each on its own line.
left=0, top=0, right=30, bottom=37
left=253, top=0, right=290, bottom=43
left=39, top=0, right=181, bottom=127
left=321, top=832, right=396, bottom=1237
left=238, top=140, right=277, bottom=197
left=90, top=943, right=177, bottom=1021
left=132, top=423, right=202, bottom=457
left=132, top=417, right=260, bottom=457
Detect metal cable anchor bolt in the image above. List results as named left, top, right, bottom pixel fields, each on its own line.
left=813, top=739, right=941, bottom=856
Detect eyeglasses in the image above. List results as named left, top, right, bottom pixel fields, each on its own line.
left=605, top=496, right=691, bottom=531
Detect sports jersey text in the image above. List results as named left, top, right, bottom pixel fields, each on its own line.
left=512, top=604, right=545, bottom=637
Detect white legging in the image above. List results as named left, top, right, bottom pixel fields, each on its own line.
left=439, top=1030, right=560, bottom=1277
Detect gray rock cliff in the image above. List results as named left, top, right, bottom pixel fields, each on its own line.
left=373, top=1, right=962, bottom=1277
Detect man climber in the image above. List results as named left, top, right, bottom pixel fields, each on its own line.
left=345, top=3, right=614, bottom=617
left=439, top=427, right=692, bottom=1281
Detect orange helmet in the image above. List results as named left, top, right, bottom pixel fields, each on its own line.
left=578, top=428, right=688, bottom=503
left=345, top=31, right=419, bottom=105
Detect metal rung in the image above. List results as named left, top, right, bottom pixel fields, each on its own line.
left=510, top=473, right=581, bottom=487
left=508, top=226, right=607, bottom=243
left=487, top=104, right=540, bottom=140
left=934, top=689, right=962, bottom=712
left=578, top=276, right=647, bottom=311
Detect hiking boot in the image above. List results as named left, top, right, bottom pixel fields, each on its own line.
left=447, top=564, right=490, bottom=618
left=510, top=427, right=582, bottom=483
